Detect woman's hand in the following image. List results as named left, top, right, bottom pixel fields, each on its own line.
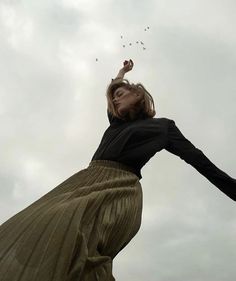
left=121, top=59, right=134, bottom=73
left=113, top=59, right=134, bottom=81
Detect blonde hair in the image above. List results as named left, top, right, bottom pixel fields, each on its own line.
left=106, top=78, right=156, bottom=121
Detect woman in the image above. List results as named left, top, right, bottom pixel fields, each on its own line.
left=0, top=59, right=235, bottom=281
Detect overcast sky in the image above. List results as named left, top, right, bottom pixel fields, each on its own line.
left=0, top=0, right=236, bottom=280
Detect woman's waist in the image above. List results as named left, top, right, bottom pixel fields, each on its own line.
left=88, top=159, right=141, bottom=179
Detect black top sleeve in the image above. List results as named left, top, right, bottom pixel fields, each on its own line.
left=165, top=119, right=236, bottom=201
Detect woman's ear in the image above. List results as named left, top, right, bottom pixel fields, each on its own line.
left=135, top=92, right=144, bottom=102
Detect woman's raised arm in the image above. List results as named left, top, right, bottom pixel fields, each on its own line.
left=112, top=59, right=134, bottom=81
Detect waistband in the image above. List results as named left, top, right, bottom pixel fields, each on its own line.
left=88, top=160, right=137, bottom=176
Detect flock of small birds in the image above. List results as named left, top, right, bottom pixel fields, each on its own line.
left=95, top=26, right=150, bottom=62
left=121, top=26, right=149, bottom=50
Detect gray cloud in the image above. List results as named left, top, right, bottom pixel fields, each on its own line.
left=0, top=0, right=235, bottom=280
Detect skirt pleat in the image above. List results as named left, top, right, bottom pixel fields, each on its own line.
left=0, top=160, right=143, bottom=281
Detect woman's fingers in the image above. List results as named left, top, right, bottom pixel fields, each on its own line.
left=123, top=59, right=133, bottom=66
left=122, top=59, right=134, bottom=72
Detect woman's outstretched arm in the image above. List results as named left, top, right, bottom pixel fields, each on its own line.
left=165, top=119, right=236, bottom=201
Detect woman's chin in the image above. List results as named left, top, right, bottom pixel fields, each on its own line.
left=118, top=109, right=128, bottom=117
left=117, top=107, right=128, bottom=116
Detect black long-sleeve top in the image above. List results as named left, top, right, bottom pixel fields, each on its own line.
left=91, top=110, right=236, bottom=201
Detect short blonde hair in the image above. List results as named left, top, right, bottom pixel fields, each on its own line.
left=106, top=78, right=156, bottom=121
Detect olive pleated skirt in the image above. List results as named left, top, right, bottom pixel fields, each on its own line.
left=0, top=160, right=143, bottom=281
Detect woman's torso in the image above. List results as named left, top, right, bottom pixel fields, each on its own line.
left=91, top=111, right=170, bottom=179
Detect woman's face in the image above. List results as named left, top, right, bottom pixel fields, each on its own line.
left=112, top=86, right=142, bottom=117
